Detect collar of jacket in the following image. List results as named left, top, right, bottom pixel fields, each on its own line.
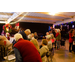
left=18, top=38, right=24, bottom=42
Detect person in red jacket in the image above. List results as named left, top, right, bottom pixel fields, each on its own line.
left=13, top=33, right=42, bottom=62
left=69, top=29, right=73, bottom=52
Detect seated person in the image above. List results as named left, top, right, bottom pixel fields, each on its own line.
left=12, top=29, right=31, bottom=45
left=40, top=39, right=49, bottom=62
left=28, top=34, right=40, bottom=53
left=13, top=33, right=42, bottom=62
left=0, top=35, right=12, bottom=50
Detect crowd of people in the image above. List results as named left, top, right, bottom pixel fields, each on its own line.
left=0, top=27, right=75, bottom=62
left=0, top=28, right=62, bottom=62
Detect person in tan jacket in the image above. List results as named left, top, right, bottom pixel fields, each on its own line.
left=0, top=35, right=12, bottom=50
left=28, top=34, right=40, bottom=53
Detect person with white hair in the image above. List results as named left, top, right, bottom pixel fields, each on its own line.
left=24, top=29, right=31, bottom=36
left=12, top=28, right=31, bottom=45
left=13, top=33, right=42, bottom=62
left=55, top=29, right=61, bottom=50
left=46, top=35, right=52, bottom=50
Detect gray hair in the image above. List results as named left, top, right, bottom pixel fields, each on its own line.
left=14, top=33, right=23, bottom=42
left=25, top=29, right=31, bottom=33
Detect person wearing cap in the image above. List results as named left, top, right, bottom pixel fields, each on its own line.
left=13, top=33, right=42, bottom=62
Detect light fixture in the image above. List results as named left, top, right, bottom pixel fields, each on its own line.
left=0, top=21, right=6, bottom=24
left=49, top=12, right=59, bottom=15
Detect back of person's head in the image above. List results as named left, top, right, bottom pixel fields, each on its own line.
left=30, top=39, right=39, bottom=52
left=24, top=29, right=31, bottom=35
left=28, top=34, right=32, bottom=40
left=0, top=36, right=7, bottom=41
left=57, top=29, right=59, bottom=33
left=45, top=35, right=51, bottom=40
left=34, top=32, right=37, bottom=35
left=46, top=32, right=49, bottom=35
left=32, top=33, right=34, bottom=37
left=14, top=33, right=23, bottom=42
left=42, top=39, right=48, bottom=45
left=50, top=34, right=54, bottom=39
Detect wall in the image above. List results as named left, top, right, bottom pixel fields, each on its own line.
left=0, top=22, right=53, bottom=36
left=19, top=22, right=53, bottom=36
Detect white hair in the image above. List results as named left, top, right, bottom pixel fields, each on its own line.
left=57, top=29, right=60, bottom=32
left=14, top=33, right=23, bottom=42
left=45, top=35, right=51, bottom=40
left=25, top=29, right=31, bottom=33
left=28, top=34, right=32, bottom=40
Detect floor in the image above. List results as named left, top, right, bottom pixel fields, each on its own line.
left=38, top=39, right=75, bottom=62
left=3, top=39, right=75, bottom=62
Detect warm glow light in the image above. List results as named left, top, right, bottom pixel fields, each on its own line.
left=6, top=28, right=9, bottom=31
left=49, top=12, right=59, bottom=15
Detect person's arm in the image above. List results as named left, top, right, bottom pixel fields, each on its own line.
left=13, top=47, right=22, bottom=62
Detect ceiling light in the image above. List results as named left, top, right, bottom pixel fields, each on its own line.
left=49, top=12, right=59, bottom=15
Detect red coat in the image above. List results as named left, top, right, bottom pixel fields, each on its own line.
left=55, top=33, right=59, bottom=37
left=14, top=39, right=42, bottom=62
left=69, top=33, right=73, bottom=43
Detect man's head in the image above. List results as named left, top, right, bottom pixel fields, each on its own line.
left=14, top=33, right=23, bottom=42
left=24, top=29, right=31, bottom=35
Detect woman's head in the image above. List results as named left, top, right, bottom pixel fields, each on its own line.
left=14, top=33, right=23, bottom=42
left=42, top=39, right=48, bottom=45
left=30, top=39, right=39, bottom=52
left=0, top=36, right=7, bottom=41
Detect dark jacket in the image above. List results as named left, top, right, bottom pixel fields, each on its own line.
left=12, top=30, right=28, bottom=45
left=14, top=39, right=42, bottom=62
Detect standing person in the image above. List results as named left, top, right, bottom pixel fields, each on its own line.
left=45, top=35, right=52, bottom=50
left=34, top=32, right=38, bottom=39
left=54, top=29, right=57, bottom=48
left=55, top=29, right=61, bottom=50
left=69, top=29, right=73, bottom=52
left=40, top=39, right=49, bottom=62
left=13, top=33, right=42, bottom=62
left=72, top=29, right=75, bottom=53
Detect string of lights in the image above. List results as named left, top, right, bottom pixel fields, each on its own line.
left=9, top=12, right=29, bottom=25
